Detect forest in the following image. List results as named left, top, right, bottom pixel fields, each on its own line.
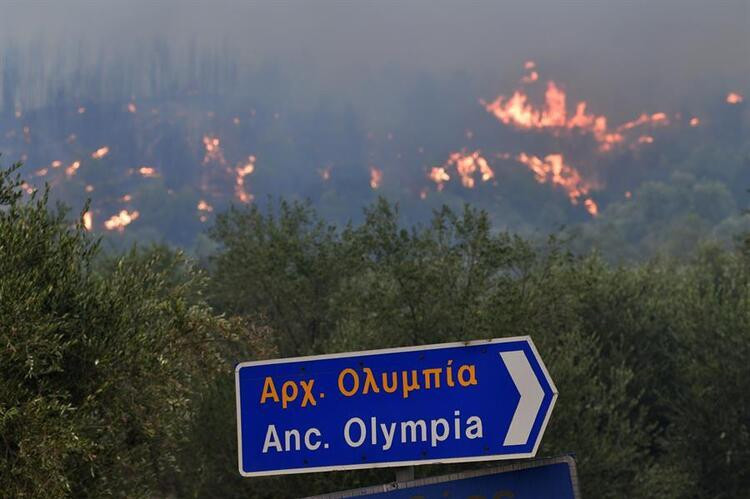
left=1, top=157, right=749, bottom=497
left=2, top=4, right=750, bottom=495
left=0, top=41, right=748, bottom=263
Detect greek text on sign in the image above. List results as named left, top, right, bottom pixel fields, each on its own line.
left=235, top=337, right=557, bottom=476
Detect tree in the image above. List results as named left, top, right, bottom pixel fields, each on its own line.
left=0, top=161, right=273, bottom=496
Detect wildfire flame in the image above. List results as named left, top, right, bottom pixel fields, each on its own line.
left=516, top=152, right=596, bottom=209
left=727, top=92, right=744, bottom=104
left=138, top=166, right=158, bottom=178
left=235, top=155, right=256, bottom=203
left=318, top=166, right=332, bottom=181
left=202, top=135, right=226, bottom=165
left=65, top=161, right=81, bottom=177
left=429, top=151, right=493, bottom=190
left=82, top=211, right=93, bottom=231
left=104, top=210, right=139, bottom=232
left=370, top=167, right=383, bottom=189
left=521, top=71, right=539, bottom=84
left=197, top=199, right=214, bottom=222
left=197, top=199, right=213, bottom=212
left=482, top=64, right=675, bottom=153
left=91, top=146, right=110, bottom=159
left=429, top=166, right=450, bottom=191
left=616, top=112, right=669, bottom=132
left=584, top=198, right=598, bottom=216
left=10, top=59, right=742, bottom=233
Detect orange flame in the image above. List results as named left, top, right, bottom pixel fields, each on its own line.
left=104, top=210, right=139, bottom=232
left=82, top=211, right=93, bottom=231
left=689, top=117, right=700, bottom=127
left=617, top=112, right=669, bottom=132
left=482, top=63, right=677, bottom=152
left=197, top=200, right=214, bottom=212
left=138, top=166, right=158, bottom=178
left=318, top=166, right=332, bottom=181
left=65, top=161, right=81, bottom=177
left=429, top=166, right=450, bottom=190
left=370, top=167, right=383, bottom=189
left=516, top=152, right=595, bottom=207
left=430, top=151, right=493, bottom=190
left=202, top=135, right=226, bottom=165
left=727, top=92, right=744, bottom=104
left=521, top=71, right=539, bottom=84
left=51, top=160, right=62, bottom=168
left=127, top=102, right=137, bottom=113
left=91, top=146, right=110, bottom=159
left=584, top=198, right=599, bottom=216
left=235, top=156, right=256, bottom=203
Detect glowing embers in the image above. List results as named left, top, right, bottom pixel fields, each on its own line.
left=516, top=153, right=598, bottom=215
left=429, top=151, right=494, bottom=191
left=726, top=92, right=744, bottom=104
left=91, top=146, right=110, bottom=160
left=82, top=211, right=93, bottom=231
left=235, top=156, right=256, bottom=203
left=197, top=199, right=214, bottom=222
left=104, top=210, right=139, bottom=232
left=318, top=166, right=332, bottom=181
left=428, top=167, right=450, bottom=191
left=202, top=135, right=226, bottom=165
left=138, top=166, right=158, bottom=178
left=521, top=60, right=539, bottom=83
left=617, top=112, right=669, bottom=132
left=65, top=161, right=81, bottom=177
left=370, top=167, right=383, bottom=189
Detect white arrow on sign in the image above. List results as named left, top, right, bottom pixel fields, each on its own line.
left=500, top=351, right=545, bottom=446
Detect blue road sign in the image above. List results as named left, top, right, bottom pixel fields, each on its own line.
left=235, top=337, right=557, bottom=477
left=306, top=455, right=580, bottom=499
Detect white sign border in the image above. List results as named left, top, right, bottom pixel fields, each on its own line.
left=235, top=336, right=558, bottom=477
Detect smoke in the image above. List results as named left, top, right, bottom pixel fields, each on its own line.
left=1, top=0, right=748, bottom=113
left=0, top=0, right=748, bottom=247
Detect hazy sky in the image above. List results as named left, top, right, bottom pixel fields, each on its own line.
left=2, top=1, right=749, bottom=114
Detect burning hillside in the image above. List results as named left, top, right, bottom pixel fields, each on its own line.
left=0, top=60, right=746, bottom=244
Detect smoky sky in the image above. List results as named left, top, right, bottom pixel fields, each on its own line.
left=1, top=0, right=749, bottom=117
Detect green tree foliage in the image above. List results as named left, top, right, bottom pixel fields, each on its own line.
left=208, top=197, right=749, bottom=498
left=0, top=162, right=273, bottom=497
left=3, top=155, right=750, bottom=497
